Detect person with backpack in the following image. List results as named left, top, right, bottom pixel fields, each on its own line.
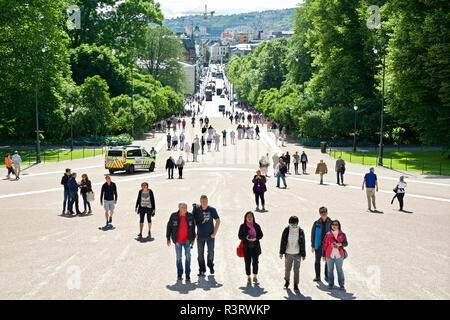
left=166, top=202, right=196, bottom=282
left=311, top=206, right=332, bottom=283
left=300, top=151, right=308, bottom=174
left=322, top=219, right=348, bottom=290
left=335, top=156, right=346, bottom=185
left=60, top=168, right=71, bottom=215
left=135, top=182, right=156, bottom=239
left=238, top=211, right=263, bottom=285
left=279, top=216, right=306, bottom=292
left=391, top=176, right=407, bottom=211
left=80, top=173, right=92, bottom=214
left=275, top=158, right=288, bottom=189
left=68, top=172, right=82, bottom=215
left=193, top=195, right=220, bottom=277
left=252, top=170, right=267, bottom=212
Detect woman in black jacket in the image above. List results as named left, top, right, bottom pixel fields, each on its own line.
left=80, top=174, right=92, bottom=214
left=135, top=182, right=156, bottom=238
left=238, top=211, right=263, bottom=285
left=252, top=170, right=267, bottom=212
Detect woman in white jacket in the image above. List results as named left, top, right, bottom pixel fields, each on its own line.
left=391, top=176, right=407, bottom=211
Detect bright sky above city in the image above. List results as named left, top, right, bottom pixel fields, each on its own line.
left=160, top=0, right=301, bottom=18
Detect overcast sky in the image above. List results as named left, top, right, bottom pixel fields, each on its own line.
left=160, top=0, right=302, bottom=19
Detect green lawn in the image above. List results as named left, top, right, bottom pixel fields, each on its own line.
left=329, top=150, right=450, bottom=176
left=1, top=148, right=105, bottom=166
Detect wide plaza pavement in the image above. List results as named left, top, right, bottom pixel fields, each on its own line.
left=1, top=87, right=449, bottom=300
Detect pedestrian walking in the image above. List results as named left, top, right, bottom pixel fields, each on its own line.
left=255, top=125, right=260, bottom=140
left=193, top=137, right=200, bottom=162
left=259, top=154, right=269, bottom=177
left=279, top=216, right=306, bottom=291
left=322, top=220, right=348, bottom=290
left=391, top=176, right=407, bottom=211
left=230, top=130, right=236, bottom=145
left=335, top=156, right=346, bottom=185
left=193, top=195, right=220, bottom=276
left=166, top=132, right=172, bottom=150
left=191, top=116, right=195, bottom=128
left=315, top=160, right=328, bottom=185
left=201, top=136, right=206, bottom=154
left=80, top=173, right=92, bottom=214
left=362, top=167, right=378, bottom=211
left=238, top=211, right=263, bottom=285
left=179, top=132, right=185, bottom=151
left=222, top=129, right=227, bottom=146
left=199, top=117, right=204, bottom=127
left=166, top=201, right=196, bottom=281
left=166, top=156, right=175, bottom=179
left=214, top=133, right=220, bottom=152
left=272, top=153, right=279, bottom=174
left=176, top=156, right=185, bottom=179
left=182, top=119, right=186, bottom=131
left=5, top=153, right=14, bottom=179
left=60, top=168, right=71, bottom=215
left=311, top=206, right=332, bottom=283
left=172, top=134, right=178, bottom=151
left=100, top=175, right=118, bottom=228
left=184, top=142, right=190, bottom=161
left=275, top=158, right=288, bottom=189
left=300, top=151, right=308, bottom=174
left=68, top=172, right=82, bottom=215
left=293, top=152, right=300, bottom=175
left=11, top=151, right=22, bottom=180
left=252, top=170, right=267, bottom=212
left=135, top=182, right=156, bottom=238
left=285, top=152, right=291, bottom=174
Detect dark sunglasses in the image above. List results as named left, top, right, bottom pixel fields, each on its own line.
left=290, top=223, right=298, bottom=227
left=320, top=211, right=327, bottom=215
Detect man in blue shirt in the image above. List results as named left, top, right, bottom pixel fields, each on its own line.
left=362, top=167, right=379, bottom=211
left=195, top=195, right=221, bottom=277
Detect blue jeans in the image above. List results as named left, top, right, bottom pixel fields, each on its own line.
left=197, top=237, right=215, bottom=273
left=175, top=241, right=191, bottom=276
left=337, top=171, right=344, bottom=184
left=277, top=174, right=287, bottom=187
left=320, top=173, right=323, bottom=184
left=81, top=193, right=91, bottom=211
left=63, top=189, right=70, bottom=212
left=326, top=257, right=345, bottom=287
left=68, top=191, right=80, bottom=213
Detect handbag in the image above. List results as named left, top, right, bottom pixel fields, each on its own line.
left=236, top=240, right=244, bottom=258
left=86, top=191, right=95, bottom=202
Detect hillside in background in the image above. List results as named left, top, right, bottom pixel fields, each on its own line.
left=163, top=8, right=295, bottom=32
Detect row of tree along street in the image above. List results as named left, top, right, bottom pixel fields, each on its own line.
left=0, top=0, right=185, bottom=145
left=226, top=0, right=449, bottom=149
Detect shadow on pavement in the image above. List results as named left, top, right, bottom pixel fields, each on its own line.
left=401, top=210, right=413, bottom=214
left=283, top=288, right=312, bottom=300
left=98, top=225, right=116, bottom=231
left=166, top=279, right=198, bottom=295
left=315, top=281, right=356, bottom=300
left=239, top=283, right=268, bottom=298
left=372, top=210, right=384, bottom=214
left=197, top=275, right=223, bottom=291
left=59, top=213, right=93, bottom=218
left=135, top=236, right=154, bottom=243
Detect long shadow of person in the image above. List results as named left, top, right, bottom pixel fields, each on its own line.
left=166, top=279, right=198, bottom=295
left=197, top=275, right=223, bottom=291
left=316, top=281, right=356, bottom=300
left=283, top=288, right=312, bottom=300
left=239, top=282, right=268, bottom=298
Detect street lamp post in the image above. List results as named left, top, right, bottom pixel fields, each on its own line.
left=33, top=44, right=46, bottom=163
left=69, top=105, right=74, bottom=151
left=373, top=42, right=385, bottom=166
left=353, top=104, right=358, bottom=152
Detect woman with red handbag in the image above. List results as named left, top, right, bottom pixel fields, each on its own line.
left=238, top=211, right=263, bottom=285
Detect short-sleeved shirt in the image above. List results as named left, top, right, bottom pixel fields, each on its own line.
left=196, top=206, right=219, bottom=239
left=365, top=172, right=377, bottom=188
